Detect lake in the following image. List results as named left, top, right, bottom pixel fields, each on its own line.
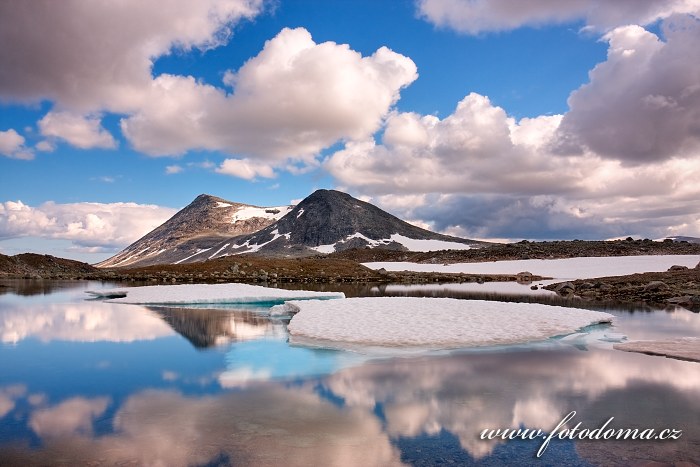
left=1, top=279, right=699, bottom=466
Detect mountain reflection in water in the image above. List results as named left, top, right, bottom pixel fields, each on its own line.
left=149, top=306, right=286, bottom=349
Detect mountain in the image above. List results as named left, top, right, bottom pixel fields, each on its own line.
left=96, top=194, right=292, bottom=267
left=97, top=189, right=481, bottom=267
left=224, top=189, right=479, bottom=256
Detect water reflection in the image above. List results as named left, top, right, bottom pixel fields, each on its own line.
left=147, top=306, right=286, bottom=349
left=1, top=280, right=699, bottom=465
left=1, top=386, right=404, bottom=466
left=0, top=301, right=174, bottom=344
left=322, top=349, right=700, bottom=463
left=1, top=348, right=698, bottom=466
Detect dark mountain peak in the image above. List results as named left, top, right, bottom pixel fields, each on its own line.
left=231, top=189, right=476, bottom=255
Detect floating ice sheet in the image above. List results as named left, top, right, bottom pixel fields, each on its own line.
left=287, top=297, right=614, bottom=348
left=89, top=283, right=344, bottom=305
left=614, top=337, right=700, bottom=362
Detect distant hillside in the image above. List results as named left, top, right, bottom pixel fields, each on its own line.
left=0, top=253, right=97, bottom=277
left=665, top=236, right=700, bottom=244
left=97, top=194, right=292, bottom=268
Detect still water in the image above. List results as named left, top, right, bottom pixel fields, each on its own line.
left=1, top=279, right=699, bottom=466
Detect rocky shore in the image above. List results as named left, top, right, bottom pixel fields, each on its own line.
left=0, top=253, right=547, bottom=285
left=329, top=238, right=700, bottom=263
left=545, top=262, right=700, bottom=311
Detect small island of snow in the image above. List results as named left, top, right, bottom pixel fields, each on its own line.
left=89, top=283, right=344, bottom=305
left=287, top=297, right=613, bottom=348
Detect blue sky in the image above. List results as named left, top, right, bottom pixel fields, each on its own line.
left=1, top=0, right=699, bottom=262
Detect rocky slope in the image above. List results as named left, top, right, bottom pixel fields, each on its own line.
left=0, top=253, right=97, bottom=278
left=97, top=194, right=292, bottom=268
left=214, top=189, right=482, bottom=257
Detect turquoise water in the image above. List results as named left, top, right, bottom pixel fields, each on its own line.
left=1, top=280, right=698, bottom=466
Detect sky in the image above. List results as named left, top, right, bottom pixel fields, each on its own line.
left=1, top=0, right=700, bottom=263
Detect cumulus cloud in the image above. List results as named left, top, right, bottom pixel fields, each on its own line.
left=216, top=158, right=276, bottom=180
left=417, top=0, right=700, bottom=34
left=0, top=0, right=262, bottom=112
left=39, top=112, right=116, bottom=149
left=326, top=16, right=700, bottom=240
left=165, top=165, right=184, bottom=175
left=327, top=93, right=580, bottom=197
left=0, top=200, right=177, bottom=250
left=555, top=16, right=700, bottom=163
left=1, top=2, right=415, bottom=161
left=327, top=90, right=700, bottom=239
left=121, top=27, right=418, bottom=160
left=35, top=140, right=55, bottom=152
left=0, top=128, right=33, bottom=160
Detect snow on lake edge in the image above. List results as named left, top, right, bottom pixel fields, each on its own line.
left=287, top=297, right=614, bottom=348
left=363, top=255, right=700, bottom=280
left=89, top=283, right=344, bottom=305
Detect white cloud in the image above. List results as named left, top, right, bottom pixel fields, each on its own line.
left=417, top=0, right=700, bottom=34
left=326, top=86, right=700, bottom=239
left=327, top=93, right=577, bottom=197
left=326, top=16, right=700, bottom=240
left=0, top=128, right=33, bottom=160
left=555, top=16, right=700, bottom=163
left=216, top=158, right=276, bottom=180
left=0, top=0, right=263, bottom=113
left=121, top=27, right=418, bottom=161
left=165, top=165, right=184, bottom=175
left=35, top=140, right=55, bottom=152
left=0, top=200, right=177, bottom=249
left=1, top=2, right=415, bottom=164
left=38, top=112, right=116, bottom=149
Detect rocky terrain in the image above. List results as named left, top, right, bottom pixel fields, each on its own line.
left=0, top=253, right=97, bottom=278
left=329, top=238, right=700, bottom=263
left=545, top=261, right=700, bottom=311
left=97, top=194, right=292, bottom=268
left=96, top=255, right=546, bottom=285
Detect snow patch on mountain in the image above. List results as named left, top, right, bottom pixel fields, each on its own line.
left=310, top=232, right=473, bottom=254
left=232, top=206, right=292, bottom=223
left=174, top=248, right=211, bottom=265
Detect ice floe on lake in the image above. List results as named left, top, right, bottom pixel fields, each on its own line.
left=614, top=337, right=700, bottom=363
left=363, top=254, right=700, bottom=280
left=87, top=283, right=344, bottom=305
left=286, top=297, right=614, bottom=348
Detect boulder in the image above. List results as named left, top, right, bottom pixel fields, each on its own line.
left=516, top=271, right=533, bottom=282
left=643, top=281, right=669, bottom=292
left=555, top=282, right=575, bottom=292
left=667, top=265, right=689, bottom=271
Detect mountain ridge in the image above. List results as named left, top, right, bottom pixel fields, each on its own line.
left=97, top=189, right=482, bottom=267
